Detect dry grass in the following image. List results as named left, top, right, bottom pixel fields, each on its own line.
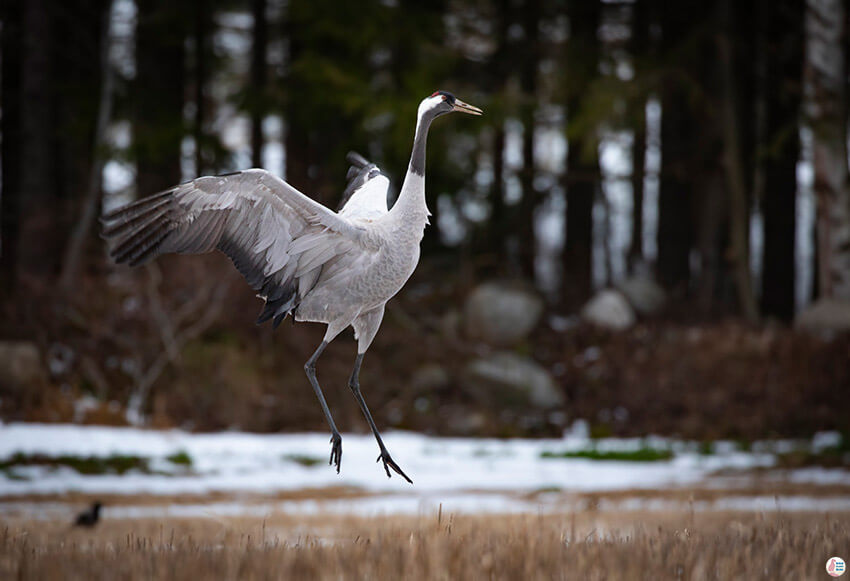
left=1, top=509, right=848, bottom=580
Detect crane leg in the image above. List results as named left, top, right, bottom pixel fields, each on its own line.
left=304, top=341, right=343, bottom=473
left=348, top=353, right=413, bottom=484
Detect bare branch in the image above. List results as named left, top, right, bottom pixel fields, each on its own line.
left=126, top=279, right=231, bottom=425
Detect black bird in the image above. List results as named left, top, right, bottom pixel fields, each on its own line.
left=74, top=501, right=102, bottom=527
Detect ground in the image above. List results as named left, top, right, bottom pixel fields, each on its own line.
left=1, top=505, right=848, bottom=580
left=1, top=424, right=848, bottom=579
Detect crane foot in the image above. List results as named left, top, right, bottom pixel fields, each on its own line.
left=329, top=432, right=342, bottom=473
left=376, top=449, right=412, bottom=484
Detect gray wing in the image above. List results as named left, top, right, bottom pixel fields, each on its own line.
left=101, top=169, right=365, bottom=327
left=338, top=152, right=390, bottom=220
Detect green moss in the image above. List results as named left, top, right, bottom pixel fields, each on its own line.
left=698, top=441, right=714, bottom=456
left=589, top=424, right=613, bottom=439
left=735, top=439, right=752, bottom=452
left=836, top=432, right=850, bottom=453
left=541, top=448, right=674, bottom=462
left=284, top=454, right=323, bottom=468
left=534, top=486, right=562, bottom=494
left=774, top=434, right=849, bottom=468
left=0, top=467, right=30, bottom=481
left=0, top=453, right=149, bottom=475
left=776, top=448, right=850, bottom=468
left=166, top=451, right=193, bottom=466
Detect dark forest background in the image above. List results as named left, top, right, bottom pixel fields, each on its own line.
left=0, top=0, right=848, bottom=441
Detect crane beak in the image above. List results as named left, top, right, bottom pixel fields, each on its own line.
left=452, top=99, right=483, bottom=116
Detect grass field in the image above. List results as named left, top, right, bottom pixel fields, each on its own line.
left=1, top=506, right=848, bottom=580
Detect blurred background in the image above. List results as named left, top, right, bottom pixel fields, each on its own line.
left=0, top=0, right=848, bottom=443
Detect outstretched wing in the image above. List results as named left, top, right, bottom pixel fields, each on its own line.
left=338, top=152, right=390, bottom=220
left=101, top=169, right=366, bottom=327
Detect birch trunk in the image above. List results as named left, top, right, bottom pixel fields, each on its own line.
left=805, top=0, right=850, bottom=300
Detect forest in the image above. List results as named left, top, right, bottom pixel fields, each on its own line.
left=0, top=0, right=848, bottom=440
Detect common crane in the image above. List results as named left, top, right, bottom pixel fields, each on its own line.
left=101, top=91, right=483, bottom=483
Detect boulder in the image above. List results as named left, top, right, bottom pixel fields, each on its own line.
left=464, top=351, right=563, bottom=409
left=443, top=407, right=488, bottom=436
left=794, top=298, right=850, bottom=340
left=617, top=275, right=666, bottom=316
left=464, top=282, right=544, bottom=346
left=0, top=341, right=46, bottom=394
left=581, top=289, right=636, bottom=331
left=411, top=364, right=450, bottom=392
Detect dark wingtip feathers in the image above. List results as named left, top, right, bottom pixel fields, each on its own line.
left=255, top=285, right=298, bottom=329
left=255, top=308, right=274, bottom=325
left=101, top=190, right=176, bottom=266
left=345, top=151, right=370, bottom=168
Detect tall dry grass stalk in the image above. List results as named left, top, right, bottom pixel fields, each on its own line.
left=1, top=511, right=847, bottom=580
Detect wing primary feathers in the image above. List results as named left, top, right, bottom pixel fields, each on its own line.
left=103, top=207, right=171, bottom=246
left=111, top=221, right=171, bottom=265
left=101, top=189, right=173, bottom=218
left=100, top=196, right=172, bottom=237
left=102, top=168, right=361, bottom=329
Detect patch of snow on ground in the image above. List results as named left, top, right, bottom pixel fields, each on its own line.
left=0, top=423, right=847, bottom=516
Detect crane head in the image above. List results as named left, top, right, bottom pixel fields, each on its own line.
left=419, top=91, right=483, bottom=120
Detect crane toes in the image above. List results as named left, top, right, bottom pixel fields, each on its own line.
left=376, top=450, right=413, bottom=484
left=329, top=432, right=342, bottom=474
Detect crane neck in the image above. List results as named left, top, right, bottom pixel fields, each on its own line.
left=409, top=109, right=433, bottom=177
left=391, top=109, right=438, bottom=221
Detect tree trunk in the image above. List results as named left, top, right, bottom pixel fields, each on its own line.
left=481, top=0, right=510, bottom=270
left=564, top=151, right=596, bottom=307
left=489, top=126, right=507, bottom=257
left=251, top=0, right=268, bottom=169
left=694, top=172, right=728, bottom=311
left=718, top=0, right=759, bottom=322
left=627, top=0, right=650, bottom=274
left=135, top=0, right=186, bottom=196
left=283, top=5, right=310, bottom=194
left=193, top=0, right=210, bottom=175
left=760, top=0, right=803, bottom=320
left=517, top=0, right=541, bottom=280
left=657, top=89, right=694, bottom=294
left=805, top=0, right=850, bottom=300
left=53, top=0, right=106, bottom=217
left=18, top=0, right=62, bottom=277
left=0, top=0, right=23, bottom=291
left=60, top=1, right=114, bottom=291
left=562, top=0, right=601, bottom=308
left=629, top=121, right=646, bottom=275
left=656, top=1, right=698, bottom=296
